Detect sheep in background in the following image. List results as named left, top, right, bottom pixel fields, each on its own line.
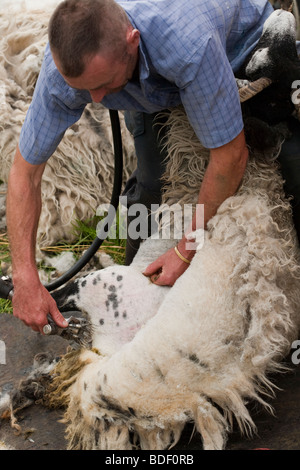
left=0, top=7, right=136, bottom=251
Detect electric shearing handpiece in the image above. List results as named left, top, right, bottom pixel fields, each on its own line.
left=0, top=276, right=92, bottom=348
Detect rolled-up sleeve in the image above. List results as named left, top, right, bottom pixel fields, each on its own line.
left=179, top=33, right=244, bottom=149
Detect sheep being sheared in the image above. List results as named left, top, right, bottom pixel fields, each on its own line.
left=2, top=5, right=300, bottom=451
left=34, top=103, right=299, bottom=451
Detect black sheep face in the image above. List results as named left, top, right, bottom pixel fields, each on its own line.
left=245, top=9, right=299, bottom=85
left=238, top=7, right=300, bottom=151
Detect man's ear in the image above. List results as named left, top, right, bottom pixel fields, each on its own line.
left=127, top=28, right=140, bottom=49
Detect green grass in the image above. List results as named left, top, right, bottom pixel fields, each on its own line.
left=70, top=209, right=126, bottom=265
left=0, top=298, right=12, bottom=314
left=0, top=209, right=126, bottom=315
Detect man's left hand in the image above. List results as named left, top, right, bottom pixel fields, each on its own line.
left=143, top=246, right=191, bottom=286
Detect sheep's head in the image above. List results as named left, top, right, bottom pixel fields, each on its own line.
left=234, top=6, right=300, bottom=152
left=245, top=9, right=299, bottom=84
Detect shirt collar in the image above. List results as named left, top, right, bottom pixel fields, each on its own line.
left=138, top=39, right=150, bottom=82
left=122, top=8, right=151, bottom=84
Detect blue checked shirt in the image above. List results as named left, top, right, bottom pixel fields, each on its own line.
left=19, top=0, right=273, bottom=164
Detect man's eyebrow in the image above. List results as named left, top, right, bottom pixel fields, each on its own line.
left=64, top=78, right=112, bottom=91
left=89, top=81, right=112, bottom=91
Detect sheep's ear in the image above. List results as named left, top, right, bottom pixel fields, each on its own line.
left=236, top=77, right=272, bottom=102
left=280, top=0, right=294, bottom=12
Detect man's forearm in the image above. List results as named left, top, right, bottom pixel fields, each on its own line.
left=178, top=130, right=249, bottom=257
left=6, top=147, right=45, bottom=283
left=143, top=130, right=249, bottom=286
left=6, top=147, right=68, bottom=332
left=196, top=140, right=248, bottom=227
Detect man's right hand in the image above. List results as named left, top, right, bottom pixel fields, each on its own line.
left=6, top=146, right=68, bottom=333
left=12, top=278, right=68, bottom=333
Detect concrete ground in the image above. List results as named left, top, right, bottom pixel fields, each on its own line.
left=1, top=312, right=300, bottom=451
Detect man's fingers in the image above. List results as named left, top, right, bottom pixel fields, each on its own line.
left=11, top=280, right=68, bottom=332
left=48, top=304, right=68, bottom=329
left=143, top=261, right=162, bottom=277
left=150, top=271, right=174, bottom=286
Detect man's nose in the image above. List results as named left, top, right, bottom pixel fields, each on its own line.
left=89, top=88, right=107, bottom=103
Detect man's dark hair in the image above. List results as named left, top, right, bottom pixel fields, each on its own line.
left=49, top=0, right=130, bottom=77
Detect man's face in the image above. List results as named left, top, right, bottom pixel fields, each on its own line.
left=53, top=48, right=137, bottom=103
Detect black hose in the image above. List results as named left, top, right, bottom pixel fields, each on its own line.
left=45, top=109, right=124, bottom=292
